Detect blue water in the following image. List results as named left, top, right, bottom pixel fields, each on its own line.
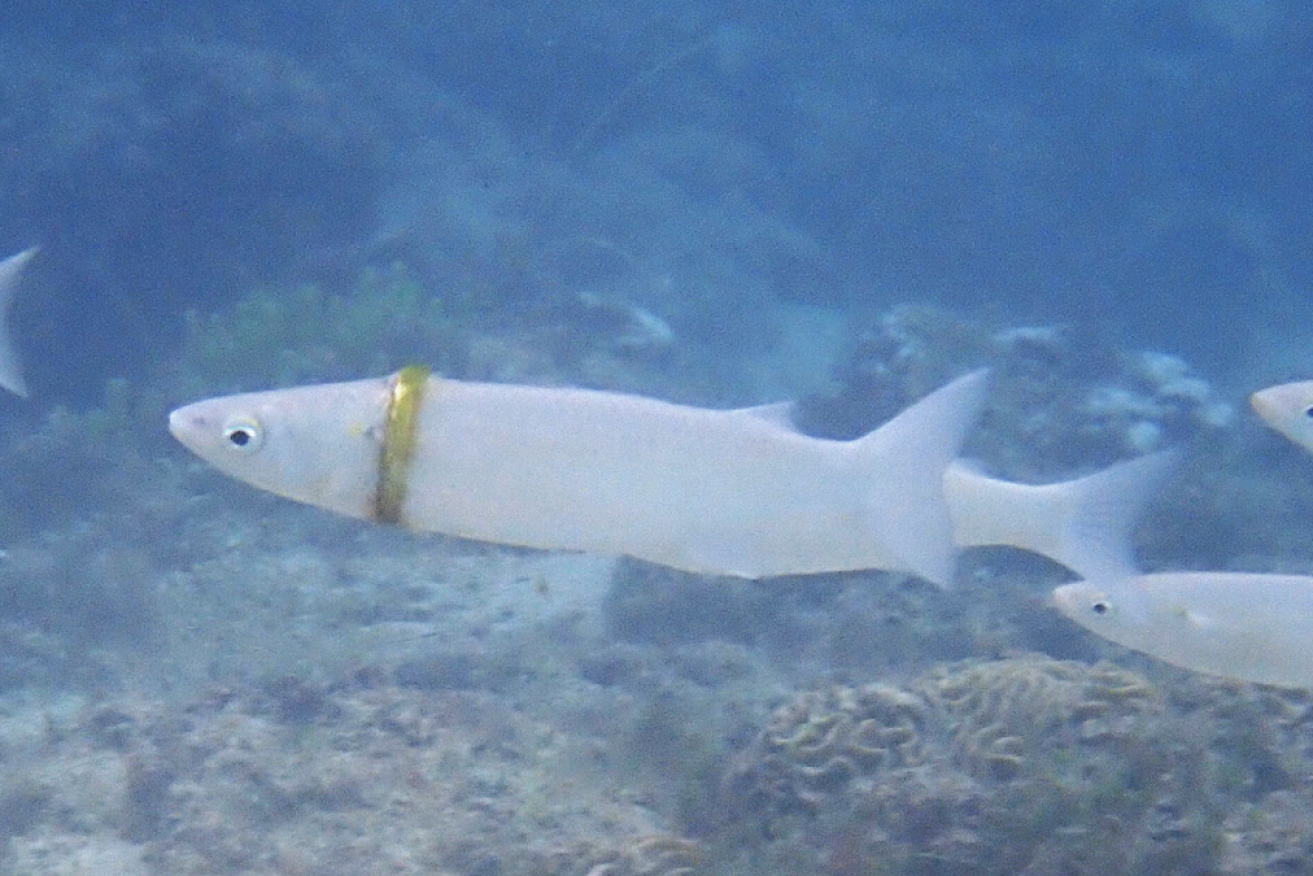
left=1, top=2, right=1312, bottom=874
left=1, top=0, right=1308, bottom=404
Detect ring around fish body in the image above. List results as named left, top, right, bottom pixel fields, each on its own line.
left=375, top=364, right=429, bottom=524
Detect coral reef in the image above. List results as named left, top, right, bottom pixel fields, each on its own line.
left=584, top=835, right=701, bottom=876
left=3, top=309, right=1313, bottom=875
left=728, top=655, right=1162, bottom=813
left=719, top=655, right=1220, bottom=876
left=1083, top=350, right=1234, bottom=454
left=735, top=682, right=929, bottom=815
left=917, top=654, right=1159, bottom=781
left=803, top=304, right=1234, bottom=474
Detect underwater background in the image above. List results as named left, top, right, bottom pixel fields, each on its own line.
left=2, top=1, right=1313, bottom=873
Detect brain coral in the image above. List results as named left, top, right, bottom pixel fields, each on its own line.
left=915, top=654, right=1160, bottom=780
left=725, top=682, right=930, bottom=816
left=718, top=657, right=1213, bottom=876
left=583, top=834, right=701, bottom=876
left=724, top=656, right=1170, bottom=833
left=714, top=662, right=1313, bottom=876
left=728, top=656, right=1160, bottom=814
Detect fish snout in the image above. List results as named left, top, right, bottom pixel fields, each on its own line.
left=1250, top=389, right=1276, bottom=420
left=166, top=407, right=188, bottom=441
left=167, top=405, right=211, bottom=448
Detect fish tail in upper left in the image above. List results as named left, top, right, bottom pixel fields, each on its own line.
left=0, top=246, right=39, bottom=398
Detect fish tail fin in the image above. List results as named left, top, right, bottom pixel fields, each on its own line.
left=1043, top=449, right=1180, bottom=580
left=859, top=369, right=990, bottom=587
left=948, top=449, right=1180, bottom=580
left=0, top=247, right=38, bottom=398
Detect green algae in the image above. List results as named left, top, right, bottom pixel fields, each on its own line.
left=176, top=262, right=453, bottom=394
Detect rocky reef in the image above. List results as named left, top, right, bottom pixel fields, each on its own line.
left=1, top=676, right=704, bottom=876
left=11, top=647, right=1313, bottom=875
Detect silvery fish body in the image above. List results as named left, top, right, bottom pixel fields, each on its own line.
left=1054, top=572, right=1313, bottom=689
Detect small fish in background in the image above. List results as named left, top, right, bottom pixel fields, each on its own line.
left=168, top=367, right=1171, bottom=585
left=0, top=247, right=38, bottom=397
left=1252, top=379, right=1313, bottom=455
left=1053, top=572, right=1313, bottom=689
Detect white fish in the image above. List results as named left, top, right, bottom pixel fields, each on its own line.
left=0, top=247, right=38, bottom=397
left=1251, top=379, right=1313, bottom=455
left=1053, top=572, right=1313, bottom=688
left=168, top=367, right=1168, bottom=584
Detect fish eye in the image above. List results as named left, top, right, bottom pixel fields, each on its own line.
left=1090, top=598, right=1112, bottom=616
left=1304, top=406, right=1313, bottom=419
left=222, top=416, right=264, bottom=452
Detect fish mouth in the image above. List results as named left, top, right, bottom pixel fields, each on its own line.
left=167, top=406, right=202, bottom=448
left=1249, top=391, right=1271, bottom=418
left=166, top=408, right=185, bottom=441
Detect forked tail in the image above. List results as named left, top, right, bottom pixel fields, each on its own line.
left=946, top=449, right=1180, bottom=581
